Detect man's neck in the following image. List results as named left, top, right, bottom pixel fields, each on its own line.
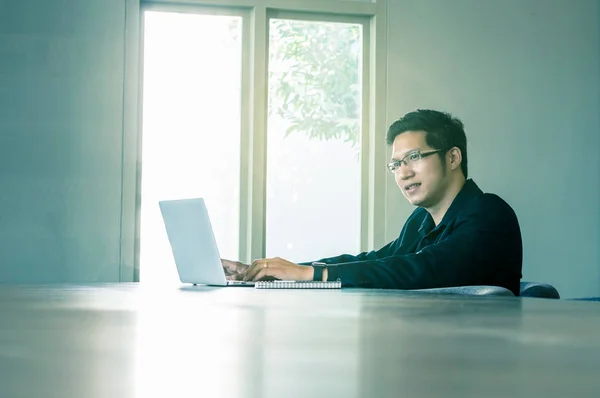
left=427, top=177, right=467, bottom=226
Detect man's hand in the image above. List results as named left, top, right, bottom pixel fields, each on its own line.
left=221, top=259, right=249, bottom=281
left=243, top=257, right=314, bottom=282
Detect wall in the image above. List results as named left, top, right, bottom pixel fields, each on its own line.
left=0, top=0, right=128, bottom=282
left=385, top=0, right=600, bottom=298
left=2, top=0, right=599, bottom=295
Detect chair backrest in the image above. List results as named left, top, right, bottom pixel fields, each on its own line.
left=412, top=285, right=514, bottom=297
left=519, top=281, right=560, bottom=299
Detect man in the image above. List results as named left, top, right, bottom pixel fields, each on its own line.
left=223, top=109, right=523, bottom=295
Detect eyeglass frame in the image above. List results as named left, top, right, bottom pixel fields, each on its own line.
left=386, top=149, right=445, bottom=173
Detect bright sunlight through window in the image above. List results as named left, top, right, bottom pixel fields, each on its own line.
left=139, top=12, right=365, bottom=283
left=139, top=11, right=242, bottom=284
left=266, top=18, right=363, bottom=262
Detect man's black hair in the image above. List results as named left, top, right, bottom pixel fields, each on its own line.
left=386, top=109, right=468, bottom=177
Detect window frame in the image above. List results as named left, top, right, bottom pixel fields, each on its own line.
left=121, top=0, right=387, bottom=281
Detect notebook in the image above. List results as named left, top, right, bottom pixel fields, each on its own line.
left=255, top=280, right=342, bottom=289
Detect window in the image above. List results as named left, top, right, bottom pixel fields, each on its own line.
left=132, top=1, right=385, bottom=282
left=139, top=10, right=243, bottom=283
left=266, top=18, right=364, bottom=261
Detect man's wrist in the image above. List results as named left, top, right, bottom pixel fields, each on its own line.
left=305, top=266, right=315, bottom=281
left=311, top=262, right=327, bottom=281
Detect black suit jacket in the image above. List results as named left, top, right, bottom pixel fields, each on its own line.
left=306, top=179, right=523, bottom=296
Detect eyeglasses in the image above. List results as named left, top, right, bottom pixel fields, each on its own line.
left=386, top=149, right=443, bottom=172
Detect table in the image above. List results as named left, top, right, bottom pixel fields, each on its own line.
left=1, top=284, right=599, bottom=398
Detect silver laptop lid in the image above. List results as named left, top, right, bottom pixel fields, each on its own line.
left=159, top=198, right=227, bottom=286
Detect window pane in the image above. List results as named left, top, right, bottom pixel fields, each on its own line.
left=266, top=19, right=363, bottom=262
left=139, top=11, right=242, bottom=284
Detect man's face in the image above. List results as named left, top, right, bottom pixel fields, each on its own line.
left=391, top=131, right=449, bottom=208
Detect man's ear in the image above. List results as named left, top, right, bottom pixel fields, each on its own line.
left=447, top=147, right=462, bottom=171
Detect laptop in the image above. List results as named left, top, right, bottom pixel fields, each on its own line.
left=159, top=198, right=254, bottom=287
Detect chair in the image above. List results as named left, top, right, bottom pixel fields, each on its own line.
left=519, top=281, right=560, bottom=299
left=412, top=285, right=515, bottom=297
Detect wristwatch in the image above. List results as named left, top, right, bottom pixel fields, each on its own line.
left=312, top=262, right=327, bottom=281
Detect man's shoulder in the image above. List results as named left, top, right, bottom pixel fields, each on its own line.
left=477, top=191, right=516, bottom=211
left=464, top=191, right=519, bottom=224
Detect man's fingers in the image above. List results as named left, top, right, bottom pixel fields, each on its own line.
left=227, top=273, right=244, bottom=281
left=223, top=259, right=249, bottom=275
left=246, top=257, right=290, bottom=281
left=245, top=261, right=260, bottom=281
left=222, top=259, right=236, bottom=272
left=251, top=258, right=270, bottom=268
left=236, top=263, right=250, bottom=274
left=243, top=263, right=261, bottom=281
left=251, top=268, right=280, bottom=282
left=251, top=268, right=266, bottom=282
left=223, top=265, right=235, bottom=276
left=245, top=260, right=271, bottom=281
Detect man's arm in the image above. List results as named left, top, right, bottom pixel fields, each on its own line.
left=299, top=208, right=422, bottom=266
left=245, top=237, right=405, bottom=282
left=299, top=239, right=397, bottom=266
left=326, top=195, right=522, bottom=292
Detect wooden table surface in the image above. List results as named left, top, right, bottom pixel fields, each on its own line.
left=1, top=283, right=599, bottom=398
